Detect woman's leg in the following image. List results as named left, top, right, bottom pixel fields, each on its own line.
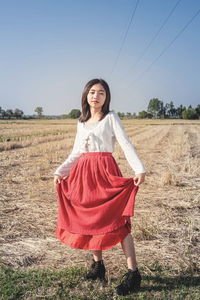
left=121, top=233, right=138, bottom=270
left=92, top=250, right=102, bottom=261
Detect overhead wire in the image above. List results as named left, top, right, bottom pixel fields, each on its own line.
left=108, top=0, right=140, bottom=78
left=126, top=6, right=200, bottom=87
left=121, top=0, right=182, bottom=79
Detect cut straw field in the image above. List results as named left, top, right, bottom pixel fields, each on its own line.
left=0, top=118, right=199, bottom=299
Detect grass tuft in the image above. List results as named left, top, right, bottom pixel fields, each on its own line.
left=0, top=264, right=199, bottom=300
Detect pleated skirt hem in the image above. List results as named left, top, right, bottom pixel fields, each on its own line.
left=55, top=221, right=131, bottom=250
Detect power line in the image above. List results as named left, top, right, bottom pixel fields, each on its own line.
left=121, top=0, right=182, bottom=79
left=127, top=6, right=200, bottom=87
left=108, top=0, right=140, bottom=78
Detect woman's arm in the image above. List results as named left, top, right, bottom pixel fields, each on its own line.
left=111, top=112, right=147, bottom=176
left=54, top=122, right=81, bottom=178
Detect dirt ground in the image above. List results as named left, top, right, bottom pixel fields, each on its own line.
left=0, top=118, right=199, bottom=276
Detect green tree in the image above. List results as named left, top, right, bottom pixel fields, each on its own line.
left=34, top=107, right=43, bottom=118
left=182, top=108, right=198, bottom=119
left=5, top=109, right=14, bottom=119
left=138, top=110, right=148, bottom=118
left=126, top=112, right=132, bottom=119
left=158, top=101, right=166, bottom=118
left=0, top=108, right=5, bottom=119
left=169, top=101, right=176, bottom=118
left=117, top=112, right=125, bottom=119
left=68, top=109, right=81, bottom=119
left=165, top=101, right=176, bottom=118
left=195, top=104, right=200, bottom=118
left=147, top=98, right=162, bottom=118
left=176, top=105, right=185, bottom=119
left=13, top=108, right=24, bottom=119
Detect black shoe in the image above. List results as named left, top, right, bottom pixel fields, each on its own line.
left=115, top=268, right=142, bottom=296
left=85, top=259, right=106, bottom=281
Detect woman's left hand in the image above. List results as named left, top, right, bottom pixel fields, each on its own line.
left=133, top=173, right=146, bottom=186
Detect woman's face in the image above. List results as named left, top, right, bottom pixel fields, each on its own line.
left=87, top=83, right=106, bottom=110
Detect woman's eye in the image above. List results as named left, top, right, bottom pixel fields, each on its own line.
left=89, top=91, right=104, bottom=95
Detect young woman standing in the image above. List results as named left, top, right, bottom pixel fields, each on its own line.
left=54, top=78, right=146, bottom=296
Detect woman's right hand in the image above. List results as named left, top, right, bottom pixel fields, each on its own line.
left=54, top=175, right=62, bottom=186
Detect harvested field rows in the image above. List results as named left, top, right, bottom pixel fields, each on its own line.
left=0, top=119, right=199, bottom=279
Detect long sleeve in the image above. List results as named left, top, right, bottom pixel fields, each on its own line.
left=111, top=112, right=147, bottom=175
left=54, top=122, right=81, bottom=177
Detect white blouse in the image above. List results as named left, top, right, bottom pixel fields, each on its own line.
left=54, top=111, right=147, bottom=177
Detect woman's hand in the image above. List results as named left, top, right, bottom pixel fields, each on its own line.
left=54, top=175, right=62, bottom=186
left=133, top=173, right=146, bottom=186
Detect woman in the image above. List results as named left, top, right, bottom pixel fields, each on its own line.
left=54, top=78, right=146, bottom=296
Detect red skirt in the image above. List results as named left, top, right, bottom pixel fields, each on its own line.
left=55, top=152, right=139, bottom=250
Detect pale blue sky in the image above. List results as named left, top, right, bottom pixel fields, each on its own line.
left=0, top=0, right=200, bottom=115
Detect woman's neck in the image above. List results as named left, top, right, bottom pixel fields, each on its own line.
left=90, top=108, right=103, bottom=119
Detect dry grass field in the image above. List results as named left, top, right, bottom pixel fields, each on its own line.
left=0, top=118, right=200, bottom=299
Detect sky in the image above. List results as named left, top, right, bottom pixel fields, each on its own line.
left=0, top=0, right=200, bottom=115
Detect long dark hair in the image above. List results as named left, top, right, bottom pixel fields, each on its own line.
left=79, top=78, right=111, bottom=123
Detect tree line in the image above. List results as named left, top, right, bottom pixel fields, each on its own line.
left=0, top=107, right=24, bottom=119
left=66, top=99, right=200, bottom=120
left=138, top=98, right=200, bottom=119
left=1, top=99, right=200, bottom=120
left=0, top=106, right=44, bottom=119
